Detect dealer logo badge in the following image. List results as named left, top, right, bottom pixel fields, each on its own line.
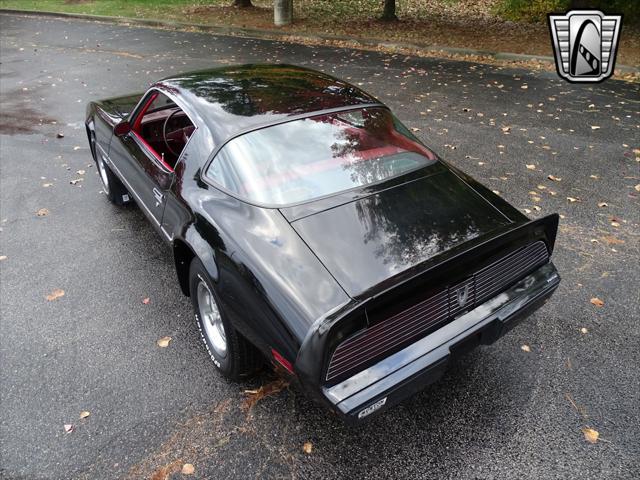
left=548, top=10, right=622, bottom=83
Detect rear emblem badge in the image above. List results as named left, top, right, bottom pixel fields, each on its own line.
left=358, top=397, right=387, bottom=419
left=457, top=284, right=470, bottom=308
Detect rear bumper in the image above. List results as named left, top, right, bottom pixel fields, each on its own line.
left=321, top=261, right=560, bottom=423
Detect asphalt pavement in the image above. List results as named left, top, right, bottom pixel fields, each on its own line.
left=0, top=12, right=639, bottom=480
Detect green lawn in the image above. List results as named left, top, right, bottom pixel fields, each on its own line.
left=0, top=0, right=219, bottom=18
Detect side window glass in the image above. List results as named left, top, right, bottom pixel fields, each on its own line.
left=131, top=92, right=195, bottom=171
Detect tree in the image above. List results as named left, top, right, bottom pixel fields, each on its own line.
left=232, top=0, right=253, bottom=8
left=380, top=0, right=398, bottom=21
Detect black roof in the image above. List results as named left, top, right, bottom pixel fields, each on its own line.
left=154, top=64, right=381, bottom=143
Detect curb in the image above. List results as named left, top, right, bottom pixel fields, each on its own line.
left=1, top=8, right=638, bottom=73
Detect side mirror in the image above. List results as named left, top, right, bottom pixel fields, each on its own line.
left=114, top=121, right=131, bottom=137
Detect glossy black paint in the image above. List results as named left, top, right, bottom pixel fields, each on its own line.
left=86, top=64, right=560, bottom=421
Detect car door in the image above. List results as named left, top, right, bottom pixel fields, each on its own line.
left=108, top=89, right=192, bottom=241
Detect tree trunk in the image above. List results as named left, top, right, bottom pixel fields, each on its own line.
left=380, top=0, right=398, bottom=21
left=274, top=0, right=293, bottom=26
left=233, top=0, right=253, bottom=8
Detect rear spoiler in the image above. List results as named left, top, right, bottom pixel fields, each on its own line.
left=364, top=213, right=559, bottom=303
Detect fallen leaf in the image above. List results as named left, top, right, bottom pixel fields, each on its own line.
left=42, top=183, right=53, bottom=188
left=590, top=297, right=604, bottom=307
left=548, top=175, right=562, bottom=182
left=635, top=184, right=640, bottom=192
left=56, top=132, right=65, bottom=138
left=46, top=289, right=65, bottom=301
left=303, top=442, right=313, bottom=454
left=501, top=126, right=511, bottom=133
left=533, top=205, right=541, bottom=211
left=521, top=344, right=531, bottom=352
left=537, top=185, right=546, bottom=190
left=157, top=336, right=172, bottom=348
left=492, top=190, right=500, bottom=196
left=79, top=411, right=90, bottom=419
left=567, top=197, right=579, bottom=203
left=611, top=221, right=620, bottom=228
left=64, top=424, right=74, bottom=433
left=181, top=464, right=195, bottom=475
left=526, top=164, right=536, bottom=170
left=590, top=174, right=599, bottom=179
left=411, top=127, right=420, bottom=132
left=76, top=169, right=86, bottom=175
left=0, top=255, right=7, bottom=261
left=521, top=84, right=528, bottom=89
left=591, top=125, right=600, bottom=130
left=142, top=297, right=150, bottom=305
left=601, top=235, right=624, bottom=245
left=582, top=427, right=599, bottom=444
left=243, top=378, right=289, bottom=411
left=523, top=208, right=531, bottom=214
left=70, top=179, right=83, bottom=185
left=597, top=202, right=608, bottom=208
left=36, top=208, right=49, bottom=217
left=581, top=327, right=588, bottom=334
left=73, top=146, right=81, bottom=151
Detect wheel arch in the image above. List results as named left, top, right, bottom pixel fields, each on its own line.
left=173, top=227, right=219, bottom=296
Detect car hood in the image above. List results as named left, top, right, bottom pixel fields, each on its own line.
left=289, top=169, right=512, bottom=298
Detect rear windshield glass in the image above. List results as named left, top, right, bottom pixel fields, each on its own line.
left=206, top=107, right=437, bottom=205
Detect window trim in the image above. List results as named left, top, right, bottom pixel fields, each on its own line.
left=127, top=87, right=199, bottom=174
left=200, top=104, right=437, bottom=209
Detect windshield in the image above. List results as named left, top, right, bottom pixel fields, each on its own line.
left=206, top=107, right=437, bottom=205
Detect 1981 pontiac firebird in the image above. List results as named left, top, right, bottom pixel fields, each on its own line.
left=86, top=64, right=560, bottom=422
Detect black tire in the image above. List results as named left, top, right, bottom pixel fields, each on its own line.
left=90, top=131, right=130, bottom=206
left=189, top=257, right=262, bottom=380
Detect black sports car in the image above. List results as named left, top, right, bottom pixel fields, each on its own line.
left=86, top=64, right=560, bottom=422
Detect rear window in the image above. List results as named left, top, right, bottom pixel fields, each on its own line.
left=205, top=107, right=437, bottom=205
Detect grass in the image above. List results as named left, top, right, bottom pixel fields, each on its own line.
left=1, top=0, right=638, bottom=66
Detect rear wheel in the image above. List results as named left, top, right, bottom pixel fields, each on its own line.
left=90, top=132, right=130, bottom=206
left=189, top=258, right=262, bottom=379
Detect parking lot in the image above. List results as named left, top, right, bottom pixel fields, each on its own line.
left=1, top=12, right=639, bottom=479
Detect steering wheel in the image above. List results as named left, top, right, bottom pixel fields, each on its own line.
left=163, top=109, right=186, bottom=157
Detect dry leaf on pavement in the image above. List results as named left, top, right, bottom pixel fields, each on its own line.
left=580, top=327, right=588, bottom=334
left=303, top=442, right=313, bottom=454
left=635, top=184, right=640, bottom=192
left=79, top=411, right=90, bottom=419
left=590, top=126, right=600, bottom=130
left=142, top=297, right=150, bottom=305
left=181, top=463, right=195, bottom=475
left=521, top=345, right=531, bottom=352
left=63, top=424, right=74, bottom=433
left=36, top=208, right=49, bottom=217
left=243, top=378, right=289, bottom=411
left=548, top=175, right=562, bottom=182
left=582, top=427, right=599, bottom=443
left=567, top=197, right=579, bottom=203
left=590, top=297, right=605, bottom=307
left=526, top=164, right=536, bottom=170
left=46, top=289, right=65, bottom=301
left=600, top=235, right=624, bottom=245
left=0, top=255, right=7, bottom=261
left=597, top=202, right=608, bottom=208
left=157, top=336, right=172, bottom=348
